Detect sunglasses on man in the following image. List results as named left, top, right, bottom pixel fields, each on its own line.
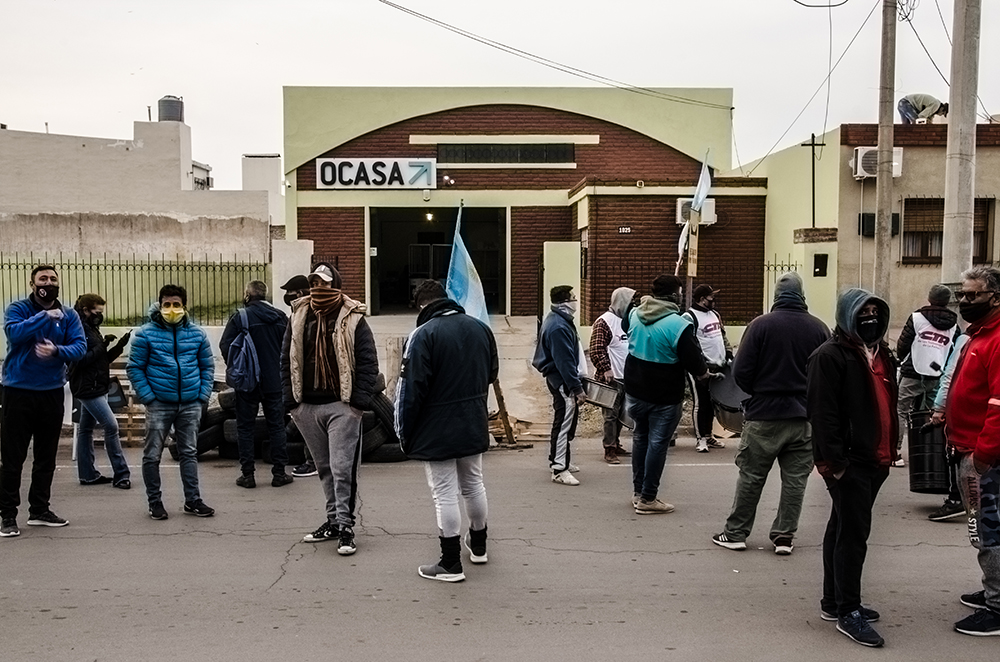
left=954, top=290, right=998, bottom=302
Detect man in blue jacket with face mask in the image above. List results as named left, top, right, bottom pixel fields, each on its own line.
left=1, top=265, right=86, bottom=538
left=127, top=284, right=216, bottom=521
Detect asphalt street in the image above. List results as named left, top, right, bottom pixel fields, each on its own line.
left=1, top=434, right=994, bottom=661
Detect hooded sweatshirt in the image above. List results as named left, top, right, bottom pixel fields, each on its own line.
left=896, top=304, right=959, bottom=379
left=808, top=288, right=898, bottom=477
left=219, top=298, right=288, bottom=393
left=733, top=272, right=830, bottom=420
left=590, top=287, right=635, bottom=380
left=623, top=295, right=707, bottom=405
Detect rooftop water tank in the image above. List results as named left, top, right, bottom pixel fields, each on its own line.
left=158, top=95, right=184, bottom=122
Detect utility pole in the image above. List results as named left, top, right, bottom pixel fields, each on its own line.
left=800, top=133, right=827, bottom=229
left=873, top=0, right=897, bottom=300
left=941, top=0, right=981, bottom=284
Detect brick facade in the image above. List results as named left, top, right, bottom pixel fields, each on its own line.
left=296, top=104, right=704, bottom=191
left=510, top=206, right=574, bottom=316
left=297, top=207, right=366, bottom=304
left=840, top=123, right=1000, bottom=147
left=585, top=195, right=766, bottom=324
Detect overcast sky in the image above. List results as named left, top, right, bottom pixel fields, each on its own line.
left=2, top=0, right=996, bottom=189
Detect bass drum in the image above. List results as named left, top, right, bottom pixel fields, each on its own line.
left=707, top=363, right=749, bottom=434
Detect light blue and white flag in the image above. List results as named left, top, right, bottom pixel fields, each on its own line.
left=691, top=150, right=711, bottom=213
left=446, top=204, right=490, bottom=327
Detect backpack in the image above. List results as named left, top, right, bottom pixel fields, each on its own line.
left=225, top=308, right=260, bottom=391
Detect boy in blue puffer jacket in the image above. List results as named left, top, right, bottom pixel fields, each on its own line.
left=127, top=284, right=215, bottom=521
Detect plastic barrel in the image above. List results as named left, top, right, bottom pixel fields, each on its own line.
left=908, top=410, right=950, bottom=494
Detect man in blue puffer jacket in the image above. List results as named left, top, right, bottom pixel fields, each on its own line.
left=127, top=284, right=215, bottom=521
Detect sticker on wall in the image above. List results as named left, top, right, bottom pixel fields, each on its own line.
left=316, top=158, right=437, bottom=190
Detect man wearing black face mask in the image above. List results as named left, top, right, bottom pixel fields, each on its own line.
left=279, top=275, right=318, bottom=477
left=942, top=267, right=1000, bottom=636
left=1, top=265, right=87, bottom=538
left=220, top=280, right=292, bottom=489
left=808, top=288, right=897, bottom=647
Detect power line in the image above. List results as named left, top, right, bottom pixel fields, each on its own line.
left=376, top=0, right=732, bottom=111
left=747, top=0, right=882, bottom=176
left=792, top=0, right=850, bottom=7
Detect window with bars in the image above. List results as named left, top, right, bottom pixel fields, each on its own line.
left=437, top=143, right=575, bottom=164
left=901, top=198, right=992, bottom=265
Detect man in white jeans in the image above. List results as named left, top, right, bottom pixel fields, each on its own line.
left=395, top=280, right=499, bottom=582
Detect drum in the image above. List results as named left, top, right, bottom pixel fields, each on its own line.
left=908, top=410, right=950, bottom=494
left=582, top=377, right=619, bottom=409
left=708, top=363, right=749, bottom=434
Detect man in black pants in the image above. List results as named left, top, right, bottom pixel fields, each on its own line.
left=220, top=280, right=293, bottom=489
left=1, top=265, right=87, bottom=537
left=808, top=288, right=898, bottom=647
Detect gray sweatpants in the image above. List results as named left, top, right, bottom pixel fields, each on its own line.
left=424, top=454, right=488, bottom=538
left=292, top=401, right=363, bottom=528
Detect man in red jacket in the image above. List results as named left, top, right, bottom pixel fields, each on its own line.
left=944, top=266, right=1000, bottom=636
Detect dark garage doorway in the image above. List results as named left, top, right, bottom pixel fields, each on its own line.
left=369, top=207, right=506, bottom=315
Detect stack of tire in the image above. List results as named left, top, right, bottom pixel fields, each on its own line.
left=170, top=374, right=407, bottom=464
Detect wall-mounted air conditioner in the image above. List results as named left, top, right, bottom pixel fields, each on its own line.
left=852, top=146, right=903, bottom=179
left=676, top=198, right=716, bottom=225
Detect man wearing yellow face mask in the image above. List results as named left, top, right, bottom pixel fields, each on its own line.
left=127, top=284, right=216, bottom=521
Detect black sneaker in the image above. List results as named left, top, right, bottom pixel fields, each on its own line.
left=271, top=473, right=294, bottom=487
left=962, top=590, right=988, bottom=609
left=80, top=475, right=113, bottom=485
left=929, top=499, right=966, bottom=521
left=149, top=502, right=169, bottom=520
left=773, top=537, right=794, bottom=555
left=183, top=500, right=215, bottom=517
left=302, top=521, right=339, bottom=543
left=955, top=608, right=1000, bottom=636
left=236, top=473, right=256, bottom=489
left=465, top=531, right=488, bottom=564
left=837, top=610, right=884, bottom=647
left=418, top=560, right=465, bottom=582
left=26, top=511, right=69, bottom=527
left=291, top=462, right=318, bottom=477
left=337, top=526, right=357, bottom=555
left=0, top=518, right=19, bottom=537
left=821, top=605, right=880, bottom=622
left=113, top=480, right=131, bottom=490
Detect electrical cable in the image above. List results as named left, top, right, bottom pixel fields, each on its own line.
left=792, top=0, right=849, bottom=7
left=376, top=0, right=733, bottom=111
left=928, top=0, right=994, bottom=122
left=730, top=110, right=747, bottom=176
left=817, top=1, right=834, bottom=159
left=747, top=0, right=881, bottom=176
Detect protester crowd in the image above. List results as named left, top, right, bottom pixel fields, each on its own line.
left=3, top=261, right=1000, bottom=646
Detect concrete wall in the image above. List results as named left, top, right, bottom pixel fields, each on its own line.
left=0, top=121, right=272, bottom=259
left=242, top=154, right=285, bottom=226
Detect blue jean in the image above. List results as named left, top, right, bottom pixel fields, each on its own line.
left=142, top=400, right=203, bottom=505
left=76, top=395, right=130, bottom=483
left=627, top=396, right=682, bottom=500
left=898, top=98, right=919, bottom=124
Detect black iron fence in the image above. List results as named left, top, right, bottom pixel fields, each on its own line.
left=0, top=253, right=269, bottom=326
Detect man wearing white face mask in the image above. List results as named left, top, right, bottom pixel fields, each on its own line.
left=127, top=284, right=215, bottom=521
left=532, top=285, right=586, bottom=486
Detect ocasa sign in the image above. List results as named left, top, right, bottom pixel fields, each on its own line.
left=315, top=158, right=436, bottom=190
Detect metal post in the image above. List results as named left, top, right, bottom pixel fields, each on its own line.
left=873, top=0, right=897, bottom=300
left=941, top=0, right=981, bottom=283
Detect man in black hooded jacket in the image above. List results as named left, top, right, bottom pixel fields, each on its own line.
left=395, top=280, right=499, bottom=583
left=808, top=288, right=898, bottom=648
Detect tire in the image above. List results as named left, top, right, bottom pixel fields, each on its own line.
left=361, top=410, right=377, bottom=433
left=363, top=436, right=409, bottom=463
left=166, top=424, right=224, bottom=460
left=200, top=404, right=231, bottom=430
left=368, top=392, right=399, bottom=445
left=361, top=420, right=392, bottom=457
left=218, top=388, right=237, bottom=411
left=223, top=417, right=269, bottom=443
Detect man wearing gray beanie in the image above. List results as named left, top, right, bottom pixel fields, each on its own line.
left=712, top=271, right=829, bottom=555
left=895, top=284, right=960, bottom=472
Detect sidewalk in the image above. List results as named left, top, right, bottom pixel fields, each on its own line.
left=2, top=434, right=992, bottom=661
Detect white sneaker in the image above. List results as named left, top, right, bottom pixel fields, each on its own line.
left=552, top=470, right=580, bottom=486
left=892, top=458, right=905, bottom=467
left=696, top=438, right=709, bottom=453
left=568, top=463, right=581, bottom=473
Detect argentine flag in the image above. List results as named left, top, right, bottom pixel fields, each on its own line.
left=691, top=150, right=711, bottom=213
left=446, top=205, right=491, bottom=327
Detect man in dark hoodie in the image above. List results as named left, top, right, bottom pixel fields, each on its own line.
left=220, top=280, right=293, bottom=489
left=624, top=275, right=708, bottom=514
left=281, top=264, right=378, bottom=556
left=532, top=285, right=586, bottom=486
left=808, top=288, right=897, bottom=648
left=712, top=272, right=829, bottom=555
left=895, top=284, right=960, bottom=469
left=395, top=281, right=498, bottom=582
